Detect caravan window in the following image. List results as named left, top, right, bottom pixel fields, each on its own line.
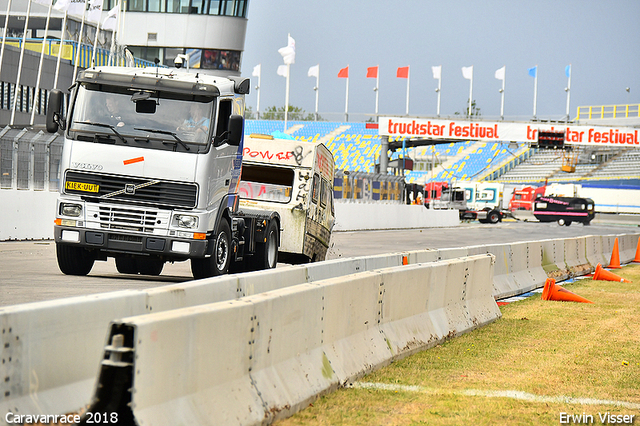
left=311, top=173, right=320, bottom=204
left=239, top=164, right=294, bottom=203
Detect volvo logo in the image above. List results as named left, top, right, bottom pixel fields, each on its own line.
left=125, top=184, right=136, bottom=194
left=72, top=162, right=103, bottom=171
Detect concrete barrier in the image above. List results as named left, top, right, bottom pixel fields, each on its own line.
left=84, top=254, right=499, bottom=425
left=0, top=291, right=147, bottom=418
left=333, top=202, right=459, bottom=231
left=2, top=233, right=638, bottom=423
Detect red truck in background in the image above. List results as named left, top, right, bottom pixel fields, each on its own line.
left=508, top=183, right=546, bottom=211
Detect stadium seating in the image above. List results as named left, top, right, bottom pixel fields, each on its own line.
left=246, top=120, right=637, bottom=187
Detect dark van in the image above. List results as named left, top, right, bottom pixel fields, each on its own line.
left=533, top=196, right=595, bottom=226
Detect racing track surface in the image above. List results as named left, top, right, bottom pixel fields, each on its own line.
left=0, top=215, right=637, bottom=307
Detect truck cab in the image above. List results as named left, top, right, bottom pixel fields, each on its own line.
left=239, top=134, right=335, bottom=263
left=46, top=66, right=279, bottom=279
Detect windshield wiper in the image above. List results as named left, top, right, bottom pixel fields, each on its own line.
left=74, top=121, right=127, bottom=144
left=134, top=128, right=190, bottom=151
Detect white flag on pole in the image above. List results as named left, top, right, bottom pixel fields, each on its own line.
left=495, top=66, right=506, bottom=81
left=462, top=66, right=473, bottom=80
left=278, top=35, right=295, bottom=65
left=252, top=63, right=261, bottom=77
left=277, top=64, right=288, bottom=78
left=432, top=65, right=441, bottom=80
left=33, top=0, right=53, bottom=6
left=59, top=0, right=86, bottom=17
left=87, top=0, right=102, bottom=23
left=308, top=64, right=319, bottom=78
left=102, top=4, right=119, bottom=30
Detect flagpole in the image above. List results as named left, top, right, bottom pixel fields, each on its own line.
left=91, top=19, right=101, bottom=67
left=314, top=67, right=319, bottom=121
left=532, top=65, right=538, bottom=120
left=54, top=10, right=68, bottom=88
left=256, top=68, right=261, bottom=119
left=374, top=66, right=379, bottom=115
left=468, top=70, right=473, bottom=118
left=31, top=0, right=54, bottom=125
left=344, top=68, right=349, bottom=122
left=108, top=1, right=119, bottom=65
left=500, top=66, right=506, bottom=120
left=565, top=64, right=571, bottom=122
left=436, top=71, right=441, bottom=117
left=284, top=63, right=290, bottom=131
left=0, top=0, right=13, bottom=82
left=405, top=67, right=410, bottom=116
left=73, top=4, right=88, bottom=82
left=10, top=0, right=33, bottom=125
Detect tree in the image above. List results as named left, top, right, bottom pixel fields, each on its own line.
left=261, top=105, right=319, bottom=121
left=455, top=99, right=481, bottom=118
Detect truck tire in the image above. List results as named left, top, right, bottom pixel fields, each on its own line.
left=137, top=258, right=164, bottom=276
left=191, top=219, right=231, bottom=279
left=564, top=220, right=572, bottom=226
left=250, top=220, right=279, bottom=271
left=56, top=243, right=95, bottom=276
left=488, top=210, right=501, bottom=224
left=115, top=257, right=138, bottom=274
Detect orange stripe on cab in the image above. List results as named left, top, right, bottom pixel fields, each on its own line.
left=124, top=156, right=144, bottom=165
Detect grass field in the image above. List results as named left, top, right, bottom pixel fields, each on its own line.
left=276, top=265, right=640, bottom=426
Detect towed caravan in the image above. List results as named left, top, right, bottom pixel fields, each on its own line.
left=239, top=134, right=335, bottom=263
left=533, top=196, right=595, bottom=226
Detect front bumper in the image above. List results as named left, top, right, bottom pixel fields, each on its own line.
left=54, top=226, right=209, bottom=260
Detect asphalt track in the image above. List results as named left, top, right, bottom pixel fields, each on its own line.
left=0, top=214, right=637, bottom=307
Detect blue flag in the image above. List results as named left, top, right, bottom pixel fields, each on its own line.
left=528, top=66, right=537, bottom=78
left=565, top=64, right=571, bottom=78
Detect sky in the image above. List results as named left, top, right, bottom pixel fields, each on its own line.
left=240, top=0, right=640, bottom=122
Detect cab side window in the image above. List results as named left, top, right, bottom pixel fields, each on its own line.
left=215, top=99, right=232, bottom=146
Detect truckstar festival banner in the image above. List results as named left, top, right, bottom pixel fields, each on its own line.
left=378, top=117, right=639, bottom=147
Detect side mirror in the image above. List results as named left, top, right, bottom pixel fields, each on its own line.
left=46, top=89, right=64, bottom=133
left=227, top=114, right=243, bottom=146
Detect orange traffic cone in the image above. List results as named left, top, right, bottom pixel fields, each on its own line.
left=633, top=238, right=640, bottom=263
left=608, top=238, right=621, bottom=269
left=592, top=263, right=631, bottom=283
left=541, top=278, right=593, bottom=303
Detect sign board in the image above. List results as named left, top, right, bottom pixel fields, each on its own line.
left=378, top=117, right=639, bottom=147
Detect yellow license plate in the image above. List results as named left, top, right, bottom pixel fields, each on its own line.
left=65, top=181, right=99, bottom=193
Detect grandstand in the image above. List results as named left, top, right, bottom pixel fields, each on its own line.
left=247, top=119, right=640, bottom=191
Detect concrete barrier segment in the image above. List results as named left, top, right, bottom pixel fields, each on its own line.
left=0, top=291, right=147, bottom=421
left=540, top=239, right=570, bottom=281
left=83, top=255, right=499, bottom=425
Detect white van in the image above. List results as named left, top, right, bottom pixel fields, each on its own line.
left=239, top=134, right=335, bottom=263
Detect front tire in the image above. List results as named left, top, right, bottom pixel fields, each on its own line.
left=191, top=219, right=232, bottom=279
left=56, top=243, right=95, bottom=276
left=137, top=258, right=164, bottom=276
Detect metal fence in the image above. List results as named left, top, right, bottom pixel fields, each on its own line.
left=0, top=126, right=63, bottom=191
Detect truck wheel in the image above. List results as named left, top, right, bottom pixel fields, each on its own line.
left=56, top=243, right=95, bottom=276
left=488, top=210, right=501, bottom=224
left=137, top=258, right=164, bottom=276
left=191, top=219, right=231, bottom=279
left=251, top=220, right=279, bottom=270
left=115, top=257, right=138, bottom=274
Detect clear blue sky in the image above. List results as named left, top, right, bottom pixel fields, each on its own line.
left=241, top=0, right=640, bottom=121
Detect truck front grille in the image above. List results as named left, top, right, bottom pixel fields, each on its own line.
left=86, top=204, right=170, bottom=234
left=65, top=171, right=198, bottom=209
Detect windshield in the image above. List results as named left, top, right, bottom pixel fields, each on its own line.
left=69, top=84, right=215, bottom=147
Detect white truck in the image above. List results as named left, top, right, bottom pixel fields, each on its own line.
left=46, top=66, right=280, bottom=279
left=434, top=181, right=504, bottom=224
left=239, top=134, right=335, bottom=263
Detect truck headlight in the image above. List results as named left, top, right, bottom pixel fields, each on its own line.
left=175, top=214, right=198, bottom=229
left=60, top=203, right=83, bottom=217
